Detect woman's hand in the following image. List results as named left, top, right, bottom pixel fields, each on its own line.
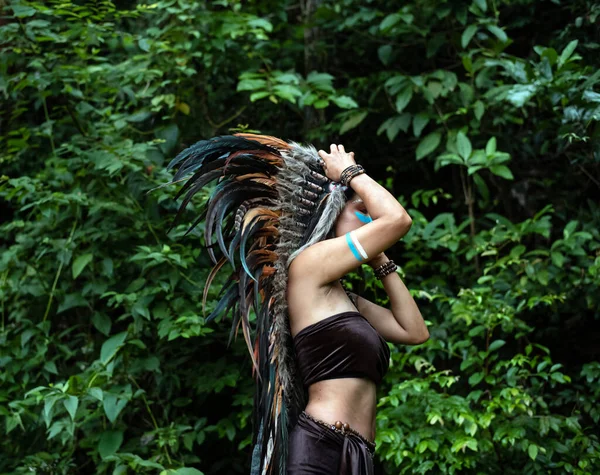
left=317, top=144, right=356, bottom=183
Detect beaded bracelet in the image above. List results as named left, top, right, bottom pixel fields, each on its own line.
left=340, top=164, right=365, bottom=186
left=373, top=260, right=398, bottom=279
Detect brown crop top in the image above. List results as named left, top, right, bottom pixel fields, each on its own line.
left=293, top=311, right=390, bottom=387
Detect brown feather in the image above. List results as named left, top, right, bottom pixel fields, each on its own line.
left=202, top=256, right=228, bottom=317
left=234, top=133, right=291, bottom=151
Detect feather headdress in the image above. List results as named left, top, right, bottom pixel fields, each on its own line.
left=160, top=133, right=353, bottom=474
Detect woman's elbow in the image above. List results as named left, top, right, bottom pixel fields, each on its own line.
left=409, top=328, right=430, bottom=345
left=413, top=330, right=430, bottom=344
left=387, top=212, right=412, bottom=235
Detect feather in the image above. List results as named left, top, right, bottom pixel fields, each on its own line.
left=233, top=133, right=291, bottom=152
left=205, top=283, right=238, bottom=322
left=240, top=215, right=268, bottom=282
left=202, top=255, right=228, bottom=318
left=161, top=133, right=346, bottom=475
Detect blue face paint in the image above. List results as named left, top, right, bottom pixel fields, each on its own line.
left=354, top=211, right=372, bottom=223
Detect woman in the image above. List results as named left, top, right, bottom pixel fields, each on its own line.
left=161, top=134, right=429, bottom=475
left=286, top=144, right=429, bottom=474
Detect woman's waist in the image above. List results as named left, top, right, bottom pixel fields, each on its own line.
left=305, top=377, right=377, bottom=440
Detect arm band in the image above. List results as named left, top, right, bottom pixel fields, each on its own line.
left=345, top=231, right=369, bottom=261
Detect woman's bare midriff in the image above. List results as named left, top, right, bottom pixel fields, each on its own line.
left=304, top=377, right=378, bottom=442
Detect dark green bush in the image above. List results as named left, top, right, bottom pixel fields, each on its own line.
left=1, top=0, right=598, bottom=473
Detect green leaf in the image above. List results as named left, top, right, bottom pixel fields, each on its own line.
left=485, top=137, right=497, bottom=156
left=564, top=220, right=578, bottom=237
left=313, top=99, right=329, bottom=109
left=537, top=269, right=549, bottom=286
left=43, top=397, right=58, bottom=427
left=273, top=84, right=302, bottom=102
left=462, top=56, right=473, bottom=74
left=378, top=114, right=412, bottom=142
left=57, top=293, right=88, bottom=314
left=583, top=90, right=600, bottom=103
left=438, top=153, right=464, bottom=167
left=456, top=131, right=472, bottom=160
left=469, top=372, right=484, bottom=385
left=461, top=25, right=478, bottom=48
left=331, top=95, right=359, bottom=109
left=138, top=38, right=151, bottom=52
left=44, top=361, right=58, bottom=375
left=47, top=421, right=63, bottom=440
left=99, top=430, right=124, bottom=459
left=551, top=252, right=565, bottom=268
left=488, top=340, right=506, bottom=352
left=490, top=165, right=514, bottom=180
left=6, top=414, right=21, bottom=434
left=274, top=73, right=299, bottom=84
left=237, top=79, right=266, bottom=91
left=103, top=394, right=127, bottom=424
left=340, top=111, right=368, bottom=135
left=506, top=85, right=537, bottom=107
left=528, top=443, right=539, bottom=461
left=541, top=47, right=559, bottom=66
left=127, top=110, right=152, bottom=123
left=72, top=253, right=93, bottom=279
left=100, top=332, right=128, bottom=365
left=459, top=83, right=474, bottom=106
left=92, top=313, right=112, bottom=336
left=558, top=40, right=578, bottom=68
left=168, top=469, right=204, bottom=475
left=474, top=101, right=485, bottom=121
left=63, top=395, right=78, bottom=421
left=378, top=45, right=393, bottom=66
left=89, top=388, right=103, bottom=402
left=380, top=13, right=402, bottom=31
left=12, top=5, right=37, bottom=17
left=510, top=245, right=526, bottom=258
left=395, top=86, right=413, bottom=113
left=306, top=72, right=335, bottom=89
left=247, top=18, right=273, bottom=32
left=474, top=0, right=487, bottom=12
left=487, top=25, right=508, bottom=43
left=412, top=113, right=430, bottom=138
left=249, top=91, right=270, bottom=102
left=416, top=132, right=442, bottom=160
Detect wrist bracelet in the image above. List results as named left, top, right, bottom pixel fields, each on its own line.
left=340, top=165, right=365, bottom=186
left=373, top=260, right=397, bottom=279
left=341, top=165, right=364, bottom=186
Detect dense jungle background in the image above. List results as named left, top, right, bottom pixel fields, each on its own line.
left=1, top=0, right=600, bottom=473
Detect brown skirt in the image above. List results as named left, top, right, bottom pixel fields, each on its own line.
left=287, top=412, right=375, bottom=475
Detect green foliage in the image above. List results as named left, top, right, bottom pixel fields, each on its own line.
left=1, top=0, right=599, bottom=473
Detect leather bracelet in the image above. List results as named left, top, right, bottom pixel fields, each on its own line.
left=340, top=165, right=364, bottom=186
left=340, top=165, right=358, bottom=186
left=373, top=260, right=397, bottom=279
left=340, top=165, right=365, bottom=186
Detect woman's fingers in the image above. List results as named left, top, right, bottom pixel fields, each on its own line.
left=320, top=144, right=352, bottom=160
